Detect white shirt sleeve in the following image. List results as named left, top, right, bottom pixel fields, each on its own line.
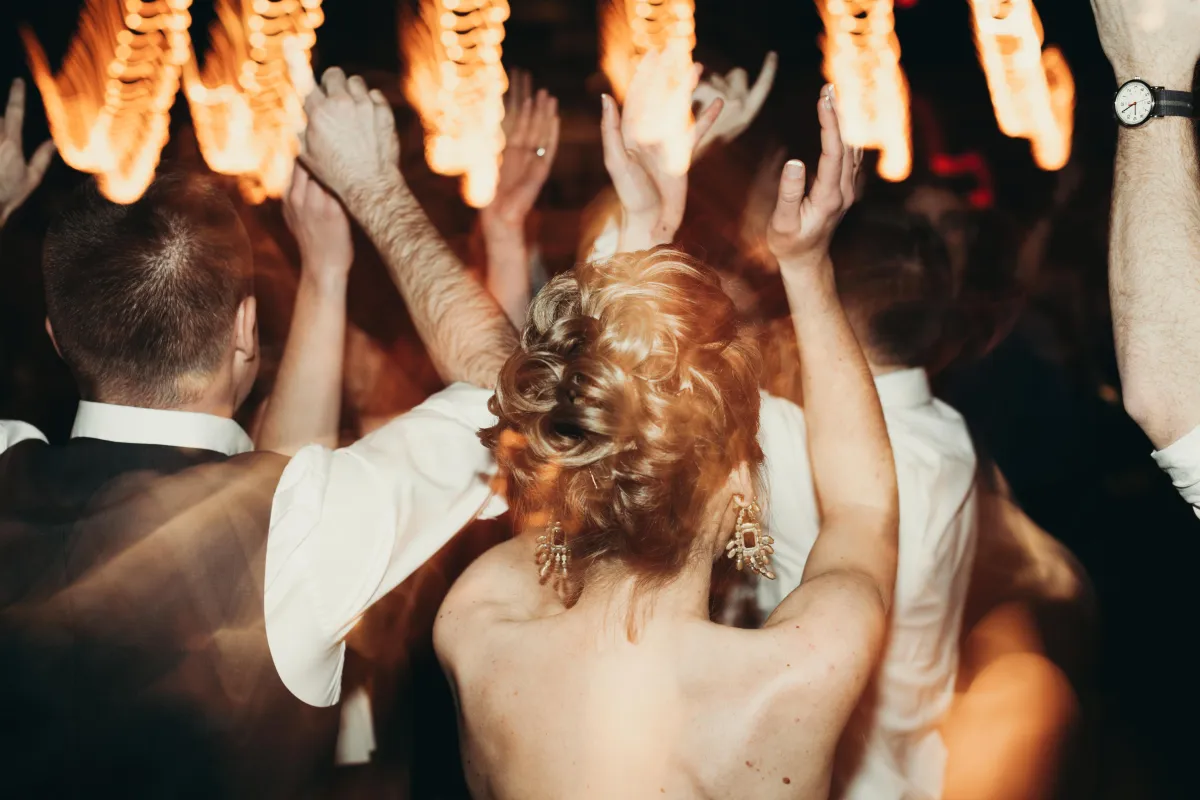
left=1152, top=423, right=1200, bottom=519
left=264, top=383, right=507, bottom=707
left=0, top=420, right=48, bottom=453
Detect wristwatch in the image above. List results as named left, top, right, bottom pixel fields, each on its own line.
left=1113, top=78, right=1196, bottom=127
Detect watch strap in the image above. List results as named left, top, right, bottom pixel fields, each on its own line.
left=1155, top=88, right=1196, bottom=118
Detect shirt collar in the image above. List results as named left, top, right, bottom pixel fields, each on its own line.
left=873, top=367, right=933, bottom=410
left=71, top=401, right=253, bottom=457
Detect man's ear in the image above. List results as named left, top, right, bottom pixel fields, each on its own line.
left=44, top=317, right=62, bottom=359
left=234, top=296, right=258, bottom=363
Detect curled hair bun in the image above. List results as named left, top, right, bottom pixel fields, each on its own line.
left=482, top=248, right=764, bottom=583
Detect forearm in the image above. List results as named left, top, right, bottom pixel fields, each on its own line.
left=347, top=172, right=519, bottom=389
left=1110, top=119, right=1200, bottom=447
left=258, top=272, right=348, bottom=455
left=784, top=258, right=898, bottom=599
left=482, top=220, right=532, bottom=328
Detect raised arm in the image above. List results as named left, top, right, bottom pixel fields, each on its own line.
left=1091, top=0, right=1200, bottom=448
left=765, top=85, right=899, bottom=628
left=598, top=48, right=723, bottom=253
left=299, top=67, right=517, bottom=389
left=257, top=165, right=353, bottom=455
left=479, top=70, right=560, bottom=327
left=0, top=78, right=55, bottom=227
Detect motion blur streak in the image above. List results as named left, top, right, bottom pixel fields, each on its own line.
left=816, top=0, right=913, bottom=181
left=969, top=0, right=1074, bottom=171
left=20, top=0, right=194, bottom=204
left=184, top=0, right=325, bottom=204
left=600, top=0, right=696, bottom=103
left=402, top=0, right=510, bottom=208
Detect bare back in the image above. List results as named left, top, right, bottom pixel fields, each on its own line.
left=434, top=536, right=878, bottom=800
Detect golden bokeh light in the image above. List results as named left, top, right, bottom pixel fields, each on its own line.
left=816, top=0, right=912, bottom=182
left=969, top=0, right=1074, bottom=171
left=403, top=0, right=510, bottom=208
left=184, top=0, right=324, bottom=203
left=21, top=0, right=195, bottom=204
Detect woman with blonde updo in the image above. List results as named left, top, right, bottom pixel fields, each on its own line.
left=435, top=79, right=899, bottom=800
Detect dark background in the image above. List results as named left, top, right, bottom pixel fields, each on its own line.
left=2, top=1, right=1198, bottom=797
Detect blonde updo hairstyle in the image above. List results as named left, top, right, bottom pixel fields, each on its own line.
left=481, top=248, right=764, bottom=594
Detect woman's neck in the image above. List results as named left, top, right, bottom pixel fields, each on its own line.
left=572, top=547, right=717, bottom=628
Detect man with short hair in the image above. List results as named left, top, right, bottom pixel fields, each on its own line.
left=758, top=203, right=979, bottom=800
left=0, top=66, right=516, bottom=795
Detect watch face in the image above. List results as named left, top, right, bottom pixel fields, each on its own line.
left=1115, top=80, right=1155, bottom=126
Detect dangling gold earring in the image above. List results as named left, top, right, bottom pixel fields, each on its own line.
left=725, top=494, right=775, bottom=580
left=535, top=521, right=571, bottom=594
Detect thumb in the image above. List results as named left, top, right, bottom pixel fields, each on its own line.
left=771, top=160, right=806, bottom=231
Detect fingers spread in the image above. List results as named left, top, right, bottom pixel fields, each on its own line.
left=5, top=78, right=25, bottom=145
left=811, top=85, right=846, bottom=212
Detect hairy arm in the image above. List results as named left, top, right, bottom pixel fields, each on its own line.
left=299, top=68, right=518, bottom=390
left=1110, top=119, right=1200, bottom=447
left=345, top=172, right=517, bottom=389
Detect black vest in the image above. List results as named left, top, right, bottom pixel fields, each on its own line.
left=0, top=438, right=340, bottom=798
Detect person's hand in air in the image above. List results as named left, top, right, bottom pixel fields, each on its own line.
left=301, top=67, right=402, bottom=208
left=0, top=78, right=55, bottom=226
left=692, top=52, right=778, bottom=157
left=283, top=164, right=354, bottom=291
left=1090, top=0, right=1200, bottom=87
left=482, top=69, right=560, bottom=232
left=767, top=84, right=862, bottom=273
left=600, top=46, right=724, bottom=251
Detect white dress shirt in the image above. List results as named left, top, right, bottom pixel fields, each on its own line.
left=1152, top=423, right=1200, bottom=518
left=757, top=368, right=978, bottom=800
left=0, top=384, right=504, bottom=715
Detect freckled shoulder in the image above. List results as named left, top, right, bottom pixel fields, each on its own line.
left=433, top=535, right=538, bottom=661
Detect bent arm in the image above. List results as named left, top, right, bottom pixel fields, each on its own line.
left=1111, top=119, right=1200, bottom=448
left=345, top=172, right=518, bottom=390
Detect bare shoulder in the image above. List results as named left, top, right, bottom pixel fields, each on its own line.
left=433, top=535, right=539, bottom=662
left=758, top=571, right=888, bottom=718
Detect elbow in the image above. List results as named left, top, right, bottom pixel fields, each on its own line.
left=1120, top=378, right=1198, bottom=450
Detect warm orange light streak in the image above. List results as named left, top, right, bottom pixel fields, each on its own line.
left=969, top=0, right=1074, bottom=171
left=21, top=0, right=194, bottom=204
left=184, top=0, right=324, bottom=204
left=403, top=0, right=510, bottom=208
left=600, top=0, right=696, bottom=103
left=816, top=0, right=912, bottom=182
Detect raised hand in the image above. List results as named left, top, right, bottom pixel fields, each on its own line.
left=600, top=48, right=723, bottom=250
left=300, top=68, right=402, bottom=207
left=483, top=71, right=560, bottom=230
left=693, top=52, right=778, bottom=156
left=767, top=85, right=862, bottom=271
left=283, top=164, right=354, bottom=288
left=0, top=78, right=55, bottom=225
left=1090, top=0, right=1200, bottom=86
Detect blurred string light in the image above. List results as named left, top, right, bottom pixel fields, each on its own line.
left=816, top=0, right=912, bottom=182
left=969, top=0, right=1074, bottom=171
left=600, top=0, right=696, bottom=103
left=184, top=0, right=325, bottom=203
left=20, top=0, right=195, bottom=204
left=402, top=0, right=510, bottom=208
